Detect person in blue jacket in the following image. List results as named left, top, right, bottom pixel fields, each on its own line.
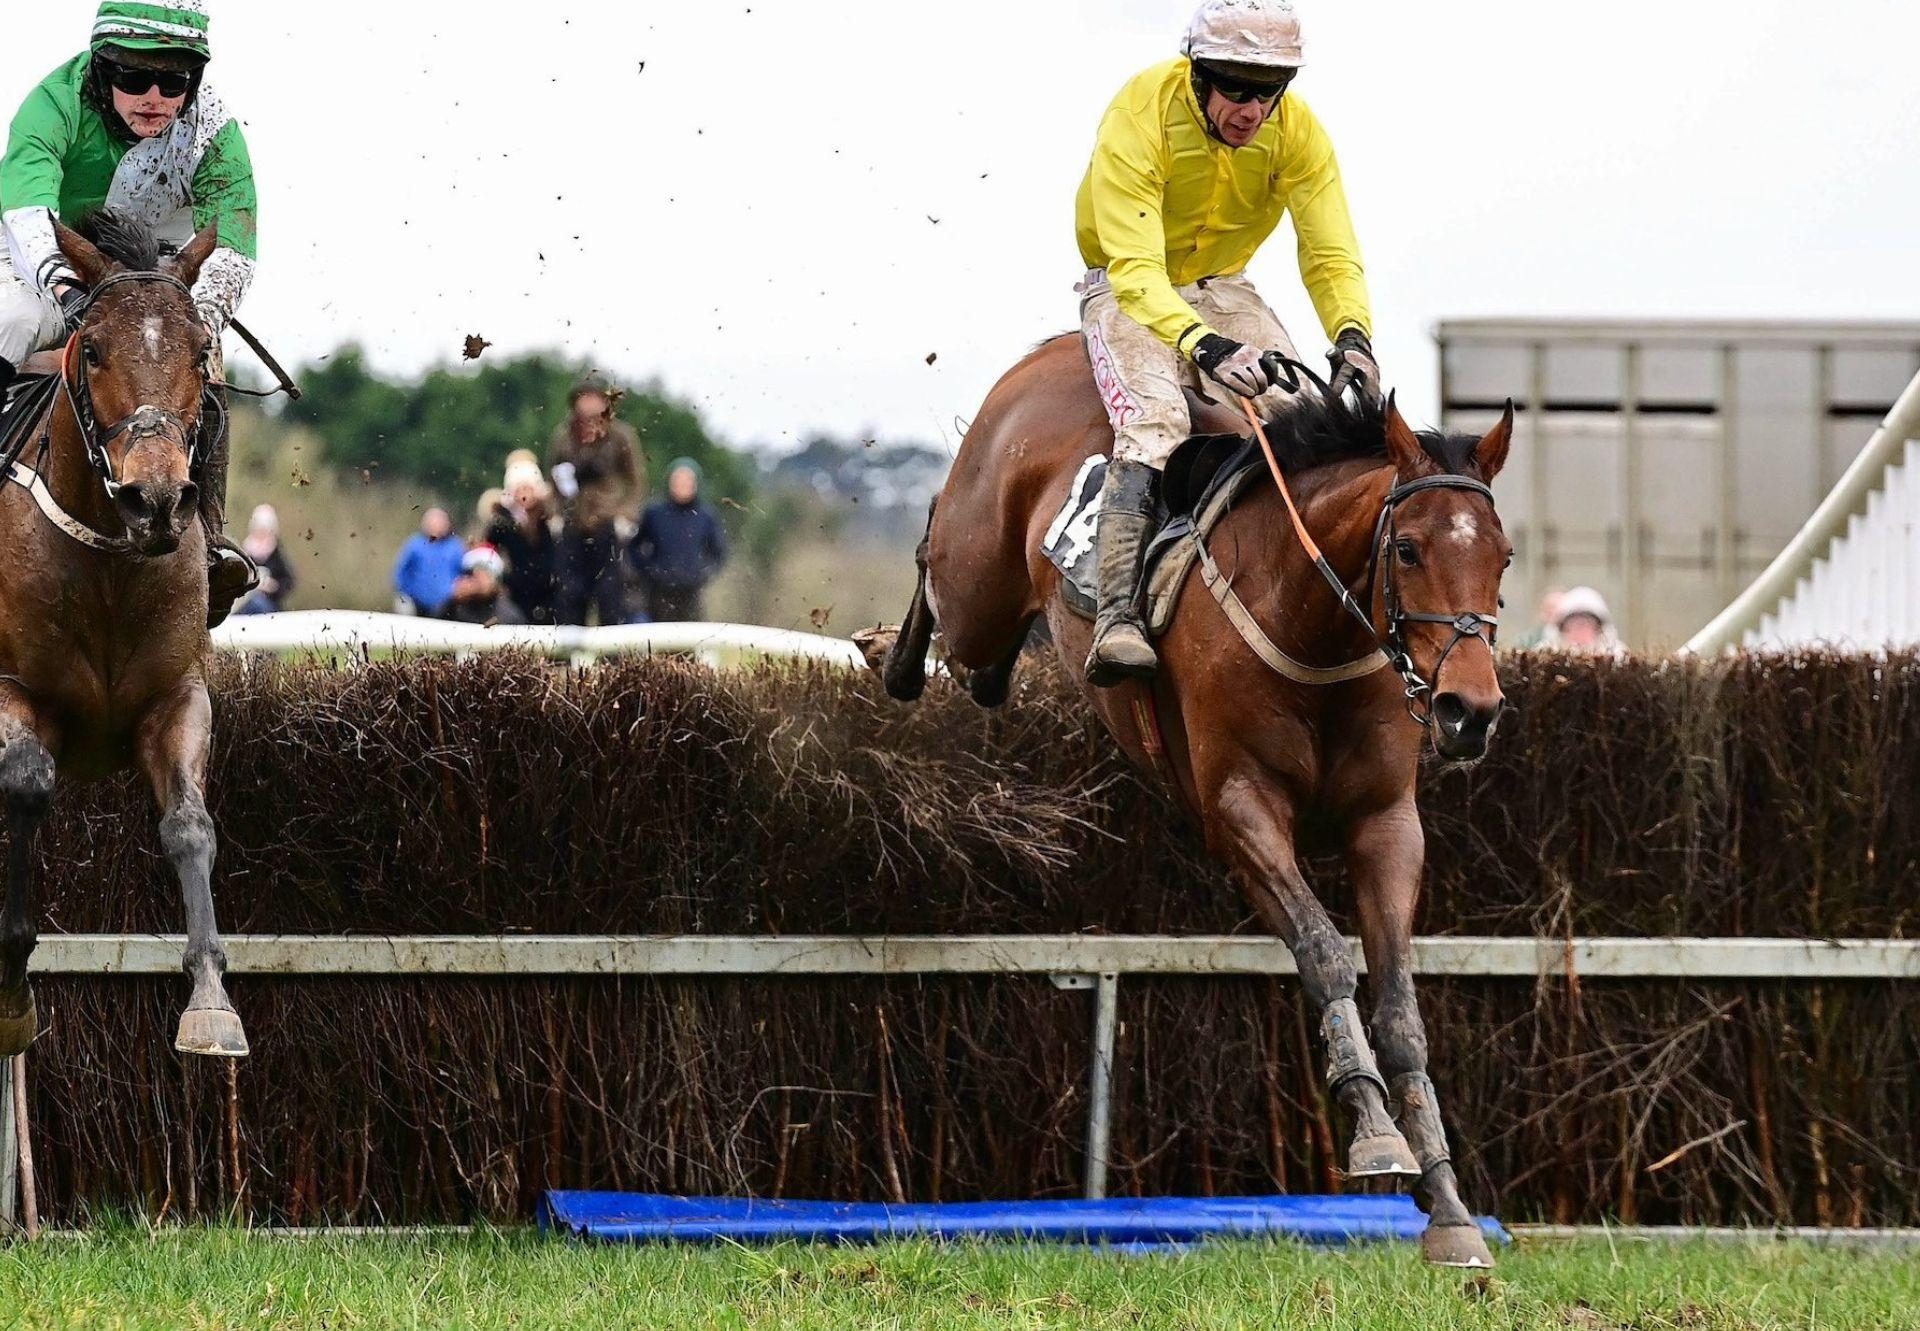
left=630, top=458, right=728, bottom=622
left=392, top=507, right=466, bottom=615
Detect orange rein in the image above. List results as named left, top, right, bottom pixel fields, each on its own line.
left=1239, top=394, right=1328, bottom=563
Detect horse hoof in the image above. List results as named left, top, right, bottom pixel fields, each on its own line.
left=852, top=625, right=899, bottom=675
left=175, top=1007, right=249, bottom=1058
left=0, top=994, right=38, bottom=1057
left=1346, top=1129, right=1422, bottom=1179
left=1421, top=1222, right=1495, bottom=1269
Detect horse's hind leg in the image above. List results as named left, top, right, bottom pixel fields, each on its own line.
left=1206, top=774, right=1420, bottom=1184
left=967, top=614, right=1035, bottom=708
left=879, top=498, right=939, bottom=702
left=138, top=679, right=247, bottom=1058
left=0, top=694, right=54, bottom=1057
left=1347, top=800, right=1493, bottom=1268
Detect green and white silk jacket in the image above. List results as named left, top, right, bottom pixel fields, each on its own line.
left=0, top=51, right=256, bottom=332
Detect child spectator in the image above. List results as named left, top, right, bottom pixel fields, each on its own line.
left=630, top=457, right=728, bottom=622
left=439, top=544, right=527, bottom=626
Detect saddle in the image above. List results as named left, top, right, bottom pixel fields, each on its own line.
left=0, top=370, right=60, bottom=475
left=1045, top=429, right=1268, bottom=636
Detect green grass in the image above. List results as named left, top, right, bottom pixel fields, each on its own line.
left=2, top=1229, right=1915, bottom=1330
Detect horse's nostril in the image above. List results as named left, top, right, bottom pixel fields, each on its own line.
left=1432, top=692, right=1470, bottom=735
left=115, top=484, right=153, bottom=526
left=177, top=483, right=200, bottom=519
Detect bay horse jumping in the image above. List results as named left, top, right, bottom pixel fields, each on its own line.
left=0, top=213, right=247, bottom=1060
left=870, top=335, right=1514, bottom=1266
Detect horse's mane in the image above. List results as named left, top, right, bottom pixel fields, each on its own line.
left=1258, top=362, right=1480, bottom=478
left=77, top=209, right=164, bottom=272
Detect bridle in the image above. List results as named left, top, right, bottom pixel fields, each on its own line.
left=1363, top=472, right=1500, bottom=722
left=58, top=269, right=212, bottom=504
left=1234, top=378, right=1499, bottom=725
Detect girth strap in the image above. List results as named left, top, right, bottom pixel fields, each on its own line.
left=1196, top=536, right=1388, bottom=686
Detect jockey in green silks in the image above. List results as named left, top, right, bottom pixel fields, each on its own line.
left=1, top=0, right=260, bottom=625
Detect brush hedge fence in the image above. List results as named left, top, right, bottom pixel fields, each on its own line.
left=8, top=651, right=1918, bottom=1225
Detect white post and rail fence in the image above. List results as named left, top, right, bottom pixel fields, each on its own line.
left=3, top=931, right=1915, bottom=1227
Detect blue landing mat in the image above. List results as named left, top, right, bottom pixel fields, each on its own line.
left=540, top=1191, right=1509, bottom=1249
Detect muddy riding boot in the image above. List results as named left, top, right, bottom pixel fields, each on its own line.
left=195, top=394, right=258, bottom=629
left=1084, top=458, right=1160, bottom=687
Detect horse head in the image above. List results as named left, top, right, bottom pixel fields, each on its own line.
left=53, top=215, right=217, bottom=556
left=1377, top=393, right=1515, bottom=761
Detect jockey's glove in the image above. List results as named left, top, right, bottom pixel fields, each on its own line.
left=56, top=283, right=90, bottom=332
left=1192, top=333, right=1275, bottom=399
left=1326, top=327, right=1379, bottom=399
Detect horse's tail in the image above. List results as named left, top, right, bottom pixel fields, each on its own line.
left=872, top=496, right=938, bottom=701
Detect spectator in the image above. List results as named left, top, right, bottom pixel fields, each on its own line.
left=547, top=372, right=642, bottom=625
left=440, top=544, right=527, bottom=626
left=235, top=504, right=296, bottom=615
left=392, top=507, right=466, bottom=616
left=1544, top=585, right=1625, bottom=656
left=630, top=457, right=728, bottom=622
left=483, top=454, right=560, bottom=624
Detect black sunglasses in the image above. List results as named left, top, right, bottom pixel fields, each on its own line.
left=1202, top=67, right=1295, bottom=104
left=99, top=60, right=194, bottom=99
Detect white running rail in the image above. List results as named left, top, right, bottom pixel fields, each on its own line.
left=1686, top=368, right=1920, bottom=653
left=212, top=611, right=868, bottom=669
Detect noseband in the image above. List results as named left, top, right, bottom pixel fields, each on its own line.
left=59, top=270, right=210, bottom=503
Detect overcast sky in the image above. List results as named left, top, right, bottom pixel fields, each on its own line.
left=6, top=1, right=1916, bottom=455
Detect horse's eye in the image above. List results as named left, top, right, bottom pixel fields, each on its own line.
left=82, top=340, right=102, bottom=368
left=1394, top=538, right=1419, bottom=567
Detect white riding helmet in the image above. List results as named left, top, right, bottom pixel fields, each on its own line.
left=1183, top=0, right=1305, bottom=70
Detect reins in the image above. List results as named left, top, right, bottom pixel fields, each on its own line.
left=1232, top=387, right=1500, bottom=725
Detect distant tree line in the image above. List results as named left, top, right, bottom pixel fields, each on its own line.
left=279, top=344, right=756, bottom=506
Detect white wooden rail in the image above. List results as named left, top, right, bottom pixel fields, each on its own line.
left=23, top=933, right=1920, bottom=980
left=6, top=930, right=1915, bottom=1218
left=18, top=931, right=1912, bottom=1206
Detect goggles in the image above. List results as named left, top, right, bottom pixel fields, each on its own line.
left=98, top=59, right=195, bottom=99
left=1198, top=63, right=1295, bottom=104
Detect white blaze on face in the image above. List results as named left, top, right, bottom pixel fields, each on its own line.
left=1449, top=512, right=1479, bottom=546
left=142, top=315, right=164, bottom=359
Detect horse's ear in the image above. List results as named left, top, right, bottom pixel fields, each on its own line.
left=167, top=223, right=220, bottom=288
left=55, top=219, right=116, bottom=288
left=1474, top=399, right=1515, bottom=480
left=1383, top=391, right=1431, bottom=476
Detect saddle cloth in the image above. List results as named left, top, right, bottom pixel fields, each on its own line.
left=1043, top=431, right=1265, bottom=634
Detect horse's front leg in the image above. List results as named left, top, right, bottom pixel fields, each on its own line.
left=1209, top=773, right=1419, bottom=1181
left=1346, top=798, right=1493, bottom=1268
left=137, top=679, right=247, bottom=1058
left=0, top=688, right=55, bottom=1057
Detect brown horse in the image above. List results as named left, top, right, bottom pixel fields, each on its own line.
left=871, top=335, right=1514, bottom=1266
left=0, top=213, right=246, bottom=1060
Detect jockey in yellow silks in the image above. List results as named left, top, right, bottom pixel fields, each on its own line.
left=1076, top=0, right=1379, bottom=686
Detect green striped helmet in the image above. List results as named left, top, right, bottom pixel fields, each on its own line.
left=90, top=1, right=212, bottom=59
